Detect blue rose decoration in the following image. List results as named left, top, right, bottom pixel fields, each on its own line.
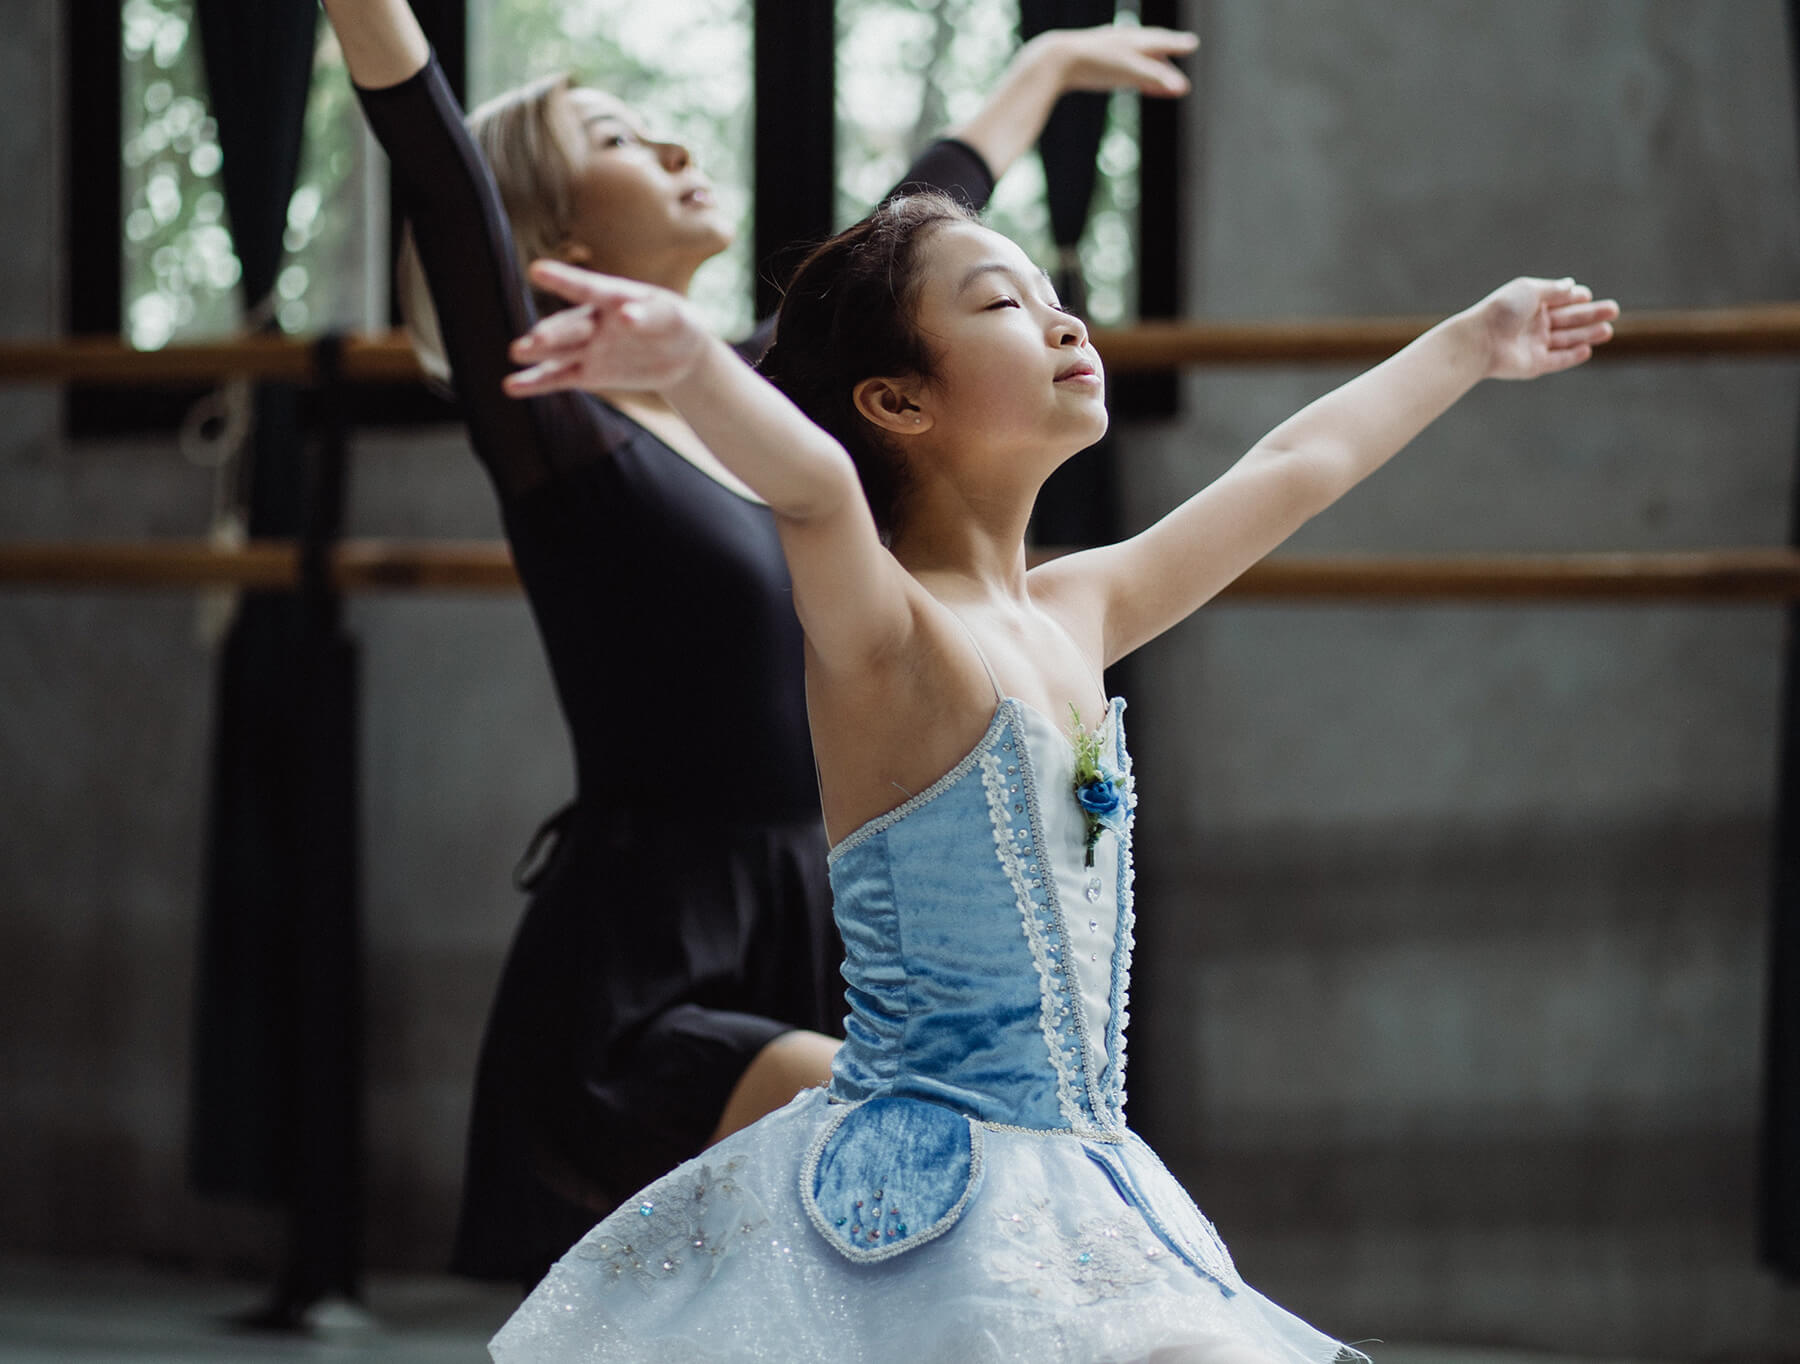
left=1076, top=777, right=1124, bottom=823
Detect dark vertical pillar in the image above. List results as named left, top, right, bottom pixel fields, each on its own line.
left=279, top=333, right=363, bottom=1311
left=65, top=0, right=120, bottom=338
left=753, top=0, right=835, bottom=317
left=1118, top=0, right=1183, bottom=420
left=64, top=0, right=127, bottom=432
left=1020, top=0, right=1115, bottom=317
left=1759, top=0, right=1800, bottom=1281
left=187, top=0, right=364, bottom=1324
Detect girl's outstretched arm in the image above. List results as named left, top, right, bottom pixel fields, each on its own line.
left=1040, top=277, right=1620, bottom=664
left=505, top=261, right=918, bottom=668
left=949, top=25, right=1197, bottom=181
left=320, top=0, right=430, bottom=89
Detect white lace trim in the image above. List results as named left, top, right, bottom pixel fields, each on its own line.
left=981, top=744, right=1087, bottom=1130
left=978, top=1118, right=1125, bottom=1143
left=1106, top=696, right=1136, bottom=1119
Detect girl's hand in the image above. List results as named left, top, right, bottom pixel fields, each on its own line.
left=1476, top=277, right=1620, bottom=380
left=503, top=260, right=709, bottom=397
left=1031, top=25, right=1197, bottom=99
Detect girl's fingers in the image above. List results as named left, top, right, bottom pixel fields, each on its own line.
left=1548, top=299, right=1617, bottom=326
left=1135, top=27, right=1200, bottom=54
left=525, top=259, right=599, bottom=303
left=510, top=305, right=597, bottom=361
left=526, top=257, right=651, bottom=309
left=1138, top=59, right=1191, bottom=95
left=1548, top=320, right=1615, bottom=350
left=502, top=355, right=580, bottom=396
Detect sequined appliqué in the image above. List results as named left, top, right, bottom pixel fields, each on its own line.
left=572, top=1158, right=771, bottom=1295
left=987, top=1196, right=1167, bottom=1304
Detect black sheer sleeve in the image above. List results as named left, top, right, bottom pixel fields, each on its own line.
left=735, top=137, right=998, bottom=364
left=884, top=137, right=997, bottom=213
left=355, top=55, right=635, bottom=500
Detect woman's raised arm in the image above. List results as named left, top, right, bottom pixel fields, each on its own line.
left=320, top=0, right=430, bottom=90
left=948, top=25, right=1197, bottom=182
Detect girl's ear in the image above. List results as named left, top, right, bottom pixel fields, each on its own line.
left=853, top=378, right=933, bottom=436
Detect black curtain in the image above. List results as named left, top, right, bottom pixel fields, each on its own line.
left=188, top=0, right=364, bottom=1314
left=1760, top=1, right=1800, bottom=1282
left=1021, top=0, right=1116, bottom=315
left=1020, top=0, right=1119, bottom=550
left=754, top=0, right=836, bottom=317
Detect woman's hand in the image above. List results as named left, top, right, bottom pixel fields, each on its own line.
left=503, top=260, right=709, bottom=397
left=950, top=24, right=1197, bottom=180
left=1474, top=277, right=1620, bottom=380
left=1028, top=24, right=1198, bottom=99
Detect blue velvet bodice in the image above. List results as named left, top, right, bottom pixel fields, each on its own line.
left=824, top=696, right=1135, bottom=1138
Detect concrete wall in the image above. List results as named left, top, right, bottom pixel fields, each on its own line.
left=2, top=0, right=1798, bottom=1357
left=1122, top=1, right=1800, bottom=1356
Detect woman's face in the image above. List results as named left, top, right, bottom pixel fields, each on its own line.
left=906, top=222, right=1109, bottom=468
left=553, top=88, right=733, bottom=290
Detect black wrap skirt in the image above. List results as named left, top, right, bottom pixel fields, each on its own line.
left=450, top=803, right=841, bottom=1288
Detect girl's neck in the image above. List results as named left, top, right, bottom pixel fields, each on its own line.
left=892, top=496, right=1035, bottom=604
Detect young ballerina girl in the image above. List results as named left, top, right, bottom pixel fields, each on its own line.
left=492, top=195, right=1616, bottom=1360
left=322, top=0, right=1196, bottom=1289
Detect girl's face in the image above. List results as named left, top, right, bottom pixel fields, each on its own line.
left=553, top=88, right=733, bottom=290
left=906, top=222, right=1108, bottom=471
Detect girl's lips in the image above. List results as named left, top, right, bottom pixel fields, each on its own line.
left=1055, top=364, right=1099, bottom=383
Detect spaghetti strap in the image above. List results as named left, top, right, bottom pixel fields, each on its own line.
left=946, top=609, right=1006, bottom=704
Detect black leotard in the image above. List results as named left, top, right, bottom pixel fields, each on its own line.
left=356, top=54, right=994, bottom=1287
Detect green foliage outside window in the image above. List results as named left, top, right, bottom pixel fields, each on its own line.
left=835, top=0, right=1141, bottom=325
left=120, top=0, right=1140, bottom=352
left=121, top=0, right=364, bottom=348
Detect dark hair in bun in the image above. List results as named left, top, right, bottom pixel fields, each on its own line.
left=759, top=191, right=977, bottom=540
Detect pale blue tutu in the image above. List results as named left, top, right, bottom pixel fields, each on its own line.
left=493, top=699, right=1364, bottom=1363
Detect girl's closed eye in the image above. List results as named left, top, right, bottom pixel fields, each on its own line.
left=986, top=297, right=1021, bottom=310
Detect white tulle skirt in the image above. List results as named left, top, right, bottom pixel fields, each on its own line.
left=490, top=1089, right=1362, bottom=1364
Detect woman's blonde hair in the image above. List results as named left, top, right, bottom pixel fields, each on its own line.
left=395, top=71, right=581, bottom=386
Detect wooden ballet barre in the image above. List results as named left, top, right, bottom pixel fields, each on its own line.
left=2, top=303, right=1798, bottom=385
left=1094, top=302, right=1800, bottom=370
left=1223, top=548, right=1800, bottom=601
left=6, top=540, right=1800, bottom=601
left=0, top=539, right=520, bottom=591
left=0, top=333, right=424, bottom=386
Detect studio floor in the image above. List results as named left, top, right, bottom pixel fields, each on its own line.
left=0, top=1256, right=1680, bottom=1364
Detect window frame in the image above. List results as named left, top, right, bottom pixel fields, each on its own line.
left=64, top=0, right=1178, bottom=434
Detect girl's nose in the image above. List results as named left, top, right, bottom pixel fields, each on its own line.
left=659, top=140, right=691, bottom=172
left=1055, top=313, right=1089, bottom=348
